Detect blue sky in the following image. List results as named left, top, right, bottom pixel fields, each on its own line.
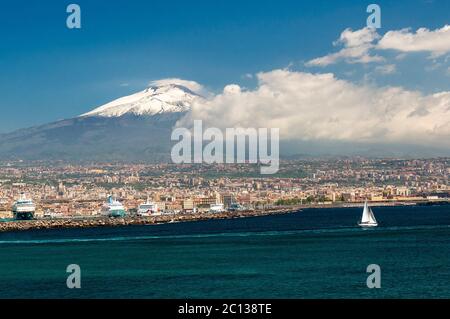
left=0, top=0, right=449, bottom=132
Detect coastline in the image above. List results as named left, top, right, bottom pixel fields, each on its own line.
left=0, top=207, right=300, bottom=233
left=0, top=200, right=447, bottom=233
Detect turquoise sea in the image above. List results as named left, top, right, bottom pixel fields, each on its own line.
left=0, top=205, right=449, bottom=299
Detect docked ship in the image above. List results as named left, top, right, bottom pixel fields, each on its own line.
left=12, top=194, right=36, bottom=220
left=137, top=200, right=159, bottom=216
left=209, top=203, right=225, bottom=213
left=101, top=196, right=126, bottom=218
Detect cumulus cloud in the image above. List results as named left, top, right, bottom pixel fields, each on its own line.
left=306, top=27, right=384, bottom=66
left=149, top=78, right=206, bottom=95
left=378, top=25, right=450, bottom=57
left=307, top=25, right=450, bottom=67
left=179, top=69, right=450, bottom=148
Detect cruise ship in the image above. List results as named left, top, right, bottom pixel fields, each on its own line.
left=137, top=201, right=159, bottom=216
left=209, top=203, right=225, bottom=213
left=101, top=196, right=126, bottom=218
left=12, top=194, right=36, bottom=220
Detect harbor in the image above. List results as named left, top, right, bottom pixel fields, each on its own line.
left=0, top=207, right=300, bottom=233
left=1, top=199, right=448, bottom=233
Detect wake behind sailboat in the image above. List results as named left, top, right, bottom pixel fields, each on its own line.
left=358, top=201, right=378, bottom=228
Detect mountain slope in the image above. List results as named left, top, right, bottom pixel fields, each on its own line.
left=0, top=84, right=199, bottom=161
left=0, top=113, right=182, bottom=161
left=81, top=84, right=202, bottom=118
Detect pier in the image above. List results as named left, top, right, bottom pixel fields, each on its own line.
left=0, top=208, right=299, bottom=233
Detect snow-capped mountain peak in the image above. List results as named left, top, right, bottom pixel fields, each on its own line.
left=80, top=84, right=202, bottom=118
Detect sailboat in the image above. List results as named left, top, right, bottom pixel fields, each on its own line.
left=358, top=201, right=378, bottom=227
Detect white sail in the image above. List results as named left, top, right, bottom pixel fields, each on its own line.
left=361, top=201, right=371, bottom=223
left=359, top=201, right=378, bottom=227
left=368, top=207, right=377, bottom=224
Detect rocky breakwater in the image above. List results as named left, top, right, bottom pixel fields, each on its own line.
left=0, top=207, right=300, bottom=233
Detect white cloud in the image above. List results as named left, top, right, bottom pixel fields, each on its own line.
left=378, top=25, right=450, bottom=57
left=307, top=25, right=450, bottom=68
left=306, top=27, right=384, bottom=67
left=179, top=69, right=450, bottom=148
left=149, top=78, right=206, bottom=94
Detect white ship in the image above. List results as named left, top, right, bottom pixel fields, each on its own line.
left=12, top=194, right=36, bottom=220
left=358, top=201, right=378, bottom=227
left=209, top=203, right=225, bottom=213
left=137, top=201, right=159, bottom=216
left=101, top=196, right=126, bottom=218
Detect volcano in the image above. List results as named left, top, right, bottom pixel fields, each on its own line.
left=0, top=84, right=202, bottom=162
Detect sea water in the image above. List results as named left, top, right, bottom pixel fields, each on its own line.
left=0, top=205, right=449, bottom=298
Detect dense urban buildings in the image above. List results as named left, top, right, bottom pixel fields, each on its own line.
left=0, top=158, right=448, bottom=218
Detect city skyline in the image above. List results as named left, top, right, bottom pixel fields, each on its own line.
left=1, top=158, right=448, bottom=219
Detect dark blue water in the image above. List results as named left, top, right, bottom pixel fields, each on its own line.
left=0, top=205, right=449, bottom=298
